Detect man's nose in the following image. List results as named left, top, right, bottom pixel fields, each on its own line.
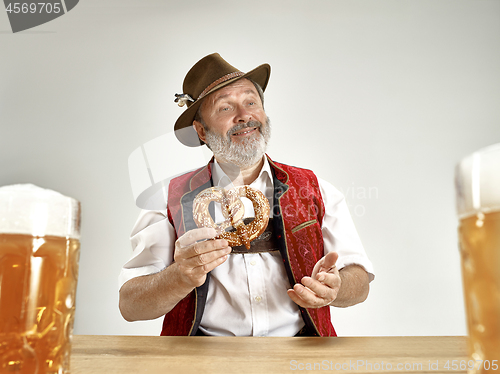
left=235, top=106, right=252, bottom=123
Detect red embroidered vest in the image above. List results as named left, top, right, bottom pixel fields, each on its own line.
left=161, top=156, right=337, bottom=337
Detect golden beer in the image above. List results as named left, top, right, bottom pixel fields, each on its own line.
left=0, top=184, right=81, bottom=374
left=0, top=234, right=80, bottom=374
left=456, top=144, right=500, bottom=373
left=459, top=210, right=500, bottom=373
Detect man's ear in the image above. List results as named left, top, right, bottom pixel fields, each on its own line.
left=193, top=120, right=206, bottom=143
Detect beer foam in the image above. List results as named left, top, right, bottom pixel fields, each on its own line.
left=456, top=143, right=500, bottom=217
left=0, top=184, right=80, bottom=239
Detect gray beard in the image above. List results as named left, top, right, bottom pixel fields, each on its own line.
left=204, top=118, right=271, bottom=169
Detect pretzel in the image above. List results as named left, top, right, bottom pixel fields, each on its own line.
left=193, top=186, right=270, bottom=249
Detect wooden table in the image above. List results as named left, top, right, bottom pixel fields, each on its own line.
left=70, top=335, right=468, bottom=374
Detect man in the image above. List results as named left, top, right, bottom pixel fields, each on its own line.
left=119, top=53, right=374, bottom=336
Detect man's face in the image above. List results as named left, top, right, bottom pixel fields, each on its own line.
left=193, top=78, right=271, bottom=168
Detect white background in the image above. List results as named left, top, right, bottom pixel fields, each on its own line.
left=1, top=0, right=499, bottom=337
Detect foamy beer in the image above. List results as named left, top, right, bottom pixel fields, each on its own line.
left=455, top=144, right=500, bottom=373
left=0, top=184, right=80, bottom=374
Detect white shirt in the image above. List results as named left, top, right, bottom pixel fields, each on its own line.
left=119, top=157, right=374, bottom=336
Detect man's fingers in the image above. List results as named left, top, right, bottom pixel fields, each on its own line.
left=301, top=277, right=331, bottom=299
left=192, top=238, right=229, bottom=256
left=176, top=245, right=231, bottom=288
left=311, top=252, right=338, bottom=279
left=176, top=235, right=228, bottom=261
left=191, top=246, right=231, bottom=267
left=320, top=252, right=338, bottom=272
left=287, top=286, right=325, bottom=309
left=301, top=276, right=336, bottom=299
left=287, top=270, right=341, bottom=309
left=196, top=249, right=230, bottom=274
left=177, top=240, right=231, bottom=265
left=174, top=227, right=231, bottom=289
left=287, top=289, right=307, bottom=308
left=288, top=253, right=342, bottom=309
left=177, top=227, right=217, bottom=247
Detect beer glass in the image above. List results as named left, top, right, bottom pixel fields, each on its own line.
left=0, top=184, right=81, bottom=374
left=455, top=143, right=500, bottom=373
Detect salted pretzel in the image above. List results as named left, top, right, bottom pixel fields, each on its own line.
left=193, top=186, right=270, bottom=250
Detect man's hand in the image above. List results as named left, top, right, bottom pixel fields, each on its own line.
left=174, top=227, right=232, bottom=288
left=119, top=227, right=231, bottom=322
left=287, top=252, right=341, bottom=309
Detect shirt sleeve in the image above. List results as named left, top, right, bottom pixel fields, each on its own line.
left=318, top=177, right=375, bottom=282
left=118, top=209, right=176, bottom=290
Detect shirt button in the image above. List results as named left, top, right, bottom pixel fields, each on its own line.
left=250, top=260, right=256, bottom=266
left=255, top=296, right=262, bottom=303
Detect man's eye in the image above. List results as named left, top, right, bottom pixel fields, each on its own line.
left=219, top=107, right=229, bottom=112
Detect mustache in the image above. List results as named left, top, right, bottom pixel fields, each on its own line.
left=227, top=120, right=263, bottom=137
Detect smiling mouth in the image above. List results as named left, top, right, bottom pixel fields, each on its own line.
left=232, top=127, right=257, bottom=136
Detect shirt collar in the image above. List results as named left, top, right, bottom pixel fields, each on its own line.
left=211, top=155, right=273, bottom=188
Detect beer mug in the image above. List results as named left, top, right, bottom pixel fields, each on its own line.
left=455, top=144, right=500, bottom=373
left=0, top=184, right=81, bottom=374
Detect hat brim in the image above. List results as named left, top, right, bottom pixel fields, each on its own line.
left=174, top=63, right=271, bottom=147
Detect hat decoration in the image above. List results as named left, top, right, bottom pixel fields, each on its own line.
left=174, top=93, right=195, bottom=107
